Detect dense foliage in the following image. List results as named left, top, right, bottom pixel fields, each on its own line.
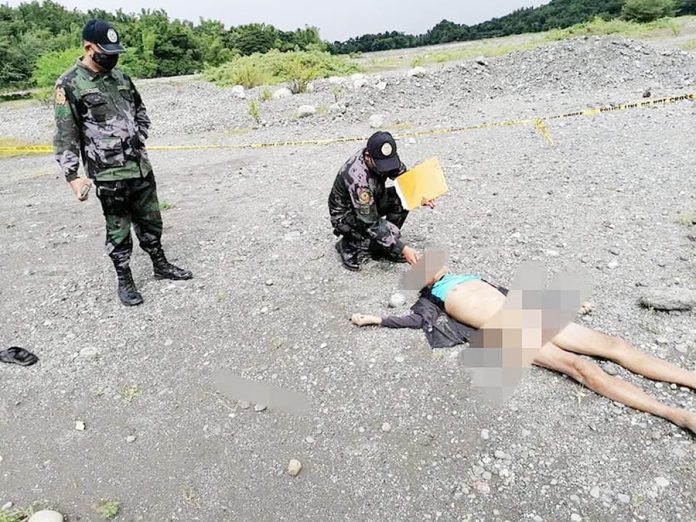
left=329, top=0, right=696, bottom=54
left=0, top=1, right=324, bottom=88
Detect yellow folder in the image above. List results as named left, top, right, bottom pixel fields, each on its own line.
left=394, top=157, right=449, bottom=211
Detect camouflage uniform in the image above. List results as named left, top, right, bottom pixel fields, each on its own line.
left=328, top=149, right=409, bottom=256
left=53, top=58, right=163, bottom=270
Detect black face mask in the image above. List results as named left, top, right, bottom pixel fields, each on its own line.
left=92, top=51, right=119, bottom=71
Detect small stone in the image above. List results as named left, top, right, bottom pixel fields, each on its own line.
left=79, top=346, right=98, bottom=358
left=590, top=486, right=601, bottom=498
left=265, top=279, right=274, bottom=286
left=609, top=247, right=620, bottom=255
left=305, top=436, right=315, bottom=444
left=546, top=250, right=560, bottom=257
left=2, top=502, right=12, bottom=510
left=480, top=429, right=490, bottom=440
left=475, top=56, right=489, bottom=66
left=482, top=471, right=492, bottom=481
left=231, top=85, right=246, bottom=99
left=408, top=66, right=427, bottom=78
left=75, top=421, right=86, bottom=431
left=287, top=459, right=302, bottom=477
left=297, top=105, right=317, bottom=118
left=353, top=78, right=369, bottom=89
left=571, top=514, right=582, bottom=522
left=369, top=114, right=385, bottom=129
left=381, top=422, right=392, bottom=433
left=607, top=261, right=619, bottom=269
left=494, top=450, right=507, bottom=460
left=655, top=337, right=669, bottom=346
left=375, top=81, right=387, bottom=91
left=126, top=435, right=137, bottom=443
left=273, top=87, right=292, bottom=99
left=238, top=401, right=251, bottom=410
left=254, top=404, right=267, bottom=412
left=654, top=476, right=669, bottom=488
left=28, top=511, right=64, bottom=522
left=617, top=493, right=630, bottom=504
left=640, top=288, right=696, bottom=311
left=389, top=293, right=405, bottom=308
left=643, top=88, right=651, bottom=98
left=569, top=494, right=580, bottom=503
left=601, top=362, right=619, bottom=376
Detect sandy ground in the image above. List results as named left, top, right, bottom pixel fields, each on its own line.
left=1, top=36, right=695, bottom=522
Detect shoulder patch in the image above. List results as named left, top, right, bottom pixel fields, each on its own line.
left=358, top=187, right=373, bottom=205
left=54, top=87, right=67, bottom=105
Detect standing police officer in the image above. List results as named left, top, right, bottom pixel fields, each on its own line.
left=53, top=20, right=192, bottom=307
left=328, top=132, right=431, bottom=271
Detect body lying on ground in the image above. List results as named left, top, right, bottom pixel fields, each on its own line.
left=351, top=267, right=696, bottom=434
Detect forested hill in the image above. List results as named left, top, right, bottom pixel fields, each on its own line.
left=329, top=0, right=696, bottom=53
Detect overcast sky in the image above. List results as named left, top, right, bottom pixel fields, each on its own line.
left=4, top=0, right=549, bottom=41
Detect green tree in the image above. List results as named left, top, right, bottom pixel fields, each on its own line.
left=622, top=0, right=676, bottom=21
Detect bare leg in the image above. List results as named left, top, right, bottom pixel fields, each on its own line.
left=534, top=343, right=696, bottom=434
left=553, top=323, right=696, bottom=389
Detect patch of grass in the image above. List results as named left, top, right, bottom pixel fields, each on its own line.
left=260, top=88, right=272, bottom=102
left=385, top=121, right=415, bottom=132
left=120, top=385, right=142, bottom=404
left=0, top=507, right=32, bottom=522
left=158, top=201, right=176, bottom=210
left=95, top=500, right=120, bottom=520
left=204, top=50, right=361, bottom=89
left=364, top=39, right=545, bottom=72
left=249, top=100, right=261, bottom=125
left=224, top=127, right=253, bottom=136
left=680, top=39, right=696, bottom=51
left=330, top=84, right=344, bottom=102
left=545, top=16, right=682, bottom=41
left=676, top=211, right=696, bottom=226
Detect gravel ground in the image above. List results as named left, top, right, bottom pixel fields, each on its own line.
left=1, top=36, right=695, bottom=521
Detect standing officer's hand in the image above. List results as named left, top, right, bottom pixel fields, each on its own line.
left=402, top=245, right=420, bottom=265
left=421, top=198, right=436, bottom=209
left=69, top=177, right=93, bottom=202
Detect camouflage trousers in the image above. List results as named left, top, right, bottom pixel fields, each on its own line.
left=95, top=172, right=163, bottom=270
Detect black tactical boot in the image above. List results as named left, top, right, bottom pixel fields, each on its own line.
left=151, top=250, right=193, bottom=281
left=115, top=266, right=144, bottom=307
left=369, top=242, right=407, bottom=263
left=335, top=237, right=365, bottom=271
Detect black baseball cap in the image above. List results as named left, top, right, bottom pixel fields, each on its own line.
left=82, top=19, right=126, bottom=54
left=366, top=131, right=400, bottom=173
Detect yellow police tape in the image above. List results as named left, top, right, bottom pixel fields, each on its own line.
left=1, top=91, right=694, bottom=157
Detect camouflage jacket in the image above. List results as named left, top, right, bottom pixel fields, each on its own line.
left=53, top=59, right=152, bottom=182
left=328, top=149, right=407, bottom=253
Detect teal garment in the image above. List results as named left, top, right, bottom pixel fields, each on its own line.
left=430, top=274, right=481, bottom=303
